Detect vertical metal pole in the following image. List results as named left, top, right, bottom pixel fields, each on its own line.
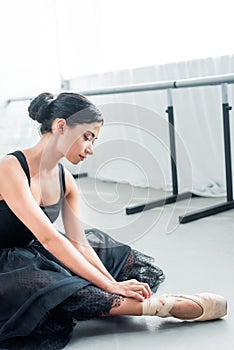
left=221, top=83, right=233, bottom=202
left=166, top=89, right=178, bottom=195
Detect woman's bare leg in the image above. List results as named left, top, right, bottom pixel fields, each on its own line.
left=108, top=297, right=203, bottom=319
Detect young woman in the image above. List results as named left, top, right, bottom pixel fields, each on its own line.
left=0, top=92, right=227, bottom=349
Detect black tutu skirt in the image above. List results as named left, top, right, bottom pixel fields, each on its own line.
left=0, top=229, right=165, bottom=350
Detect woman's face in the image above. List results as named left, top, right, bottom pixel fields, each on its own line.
left=58, top=121, right=102, bottom=164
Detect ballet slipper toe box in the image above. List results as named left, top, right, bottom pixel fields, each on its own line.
left=189, top=293, right=227, bottom=322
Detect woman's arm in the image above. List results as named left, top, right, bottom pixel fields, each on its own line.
left=62, top=170, right=116, bottom=282
left=0, top=157, right=113, bottom=289
left=0, top=157, right=150, bottom=301
left=66, top=237, right=116, bottom=282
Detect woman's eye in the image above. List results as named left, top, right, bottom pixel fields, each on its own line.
left=84, top=135, right=91, bottom=141
left=84, top=134, right=96, bottom=144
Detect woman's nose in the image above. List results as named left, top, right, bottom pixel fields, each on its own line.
left=86, top=144, right=94, bottom=155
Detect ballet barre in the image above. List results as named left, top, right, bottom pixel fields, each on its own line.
left=6, top=73, right=234, bottom=223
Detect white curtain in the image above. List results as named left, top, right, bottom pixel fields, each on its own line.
left=66, top=54, right=234, bottom=197
left=54, top=0, right=234, bottom=78
left=0, top=55, right=234, bottom=197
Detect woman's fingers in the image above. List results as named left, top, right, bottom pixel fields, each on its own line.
left=108, top=280, right=149, bottom=301
left=138, top=282, right=152, bottom=298
left=129, top=280, right=152, bottom=299
left=123, top=280, right=152, bottom=299
left=134, top=284, right=150, bottom=299
left=126, top=290, right=145, bottom=302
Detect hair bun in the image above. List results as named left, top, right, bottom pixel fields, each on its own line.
left=28, top=92, right=54, bottom=123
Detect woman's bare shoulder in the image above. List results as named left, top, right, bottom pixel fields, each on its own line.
left=0, top=154, right=22, bottom=173
left=0, top=155, right=30, bottom=202
left=0, top=155, right=27, bottom=186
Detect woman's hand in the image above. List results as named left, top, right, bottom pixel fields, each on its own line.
left=106, top=279, right=152, bottom=302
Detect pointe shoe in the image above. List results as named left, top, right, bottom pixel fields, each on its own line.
left=142, top=292, right=227, bottom=321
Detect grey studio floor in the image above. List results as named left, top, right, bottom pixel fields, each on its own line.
left=61, top=177, right=234, bottom=350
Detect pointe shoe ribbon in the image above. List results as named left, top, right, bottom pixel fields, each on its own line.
left=142, top=292, right=227, bottom=321
left=142, top=296, right=175, bottom=318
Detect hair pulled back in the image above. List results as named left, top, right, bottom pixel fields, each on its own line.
left=28, top=92, right=103, bottom=134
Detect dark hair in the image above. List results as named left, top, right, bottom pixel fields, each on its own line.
left=28, top=92, right=103, bottom=134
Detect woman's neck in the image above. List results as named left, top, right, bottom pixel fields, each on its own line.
left=23, top=133, right=63, bottom=175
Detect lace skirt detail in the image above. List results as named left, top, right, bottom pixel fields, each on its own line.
left=0, top=233, right=165, bottom=350
left=0, top=286, right=123, bottom=350
left=117, top=249, right=165, bottom=293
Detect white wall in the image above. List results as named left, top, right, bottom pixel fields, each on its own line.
left=1, top=55, right=234, bottom=197
left=0, top=0, right=61, bottom=99
left=68, top=55, right=234, bottom=196
left=0, top=100, right=39, bottom=157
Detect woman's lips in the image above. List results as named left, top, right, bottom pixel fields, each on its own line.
left=79, top=155, right=86, bottom=161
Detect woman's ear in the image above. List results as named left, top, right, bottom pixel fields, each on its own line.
left=56, top=119, right=67, bottom=134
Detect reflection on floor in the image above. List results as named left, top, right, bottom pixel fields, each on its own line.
left=63, top=177, right=233, bottom=350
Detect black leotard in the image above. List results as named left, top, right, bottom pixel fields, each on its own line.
left=0, top=150, right=65, bottom=248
